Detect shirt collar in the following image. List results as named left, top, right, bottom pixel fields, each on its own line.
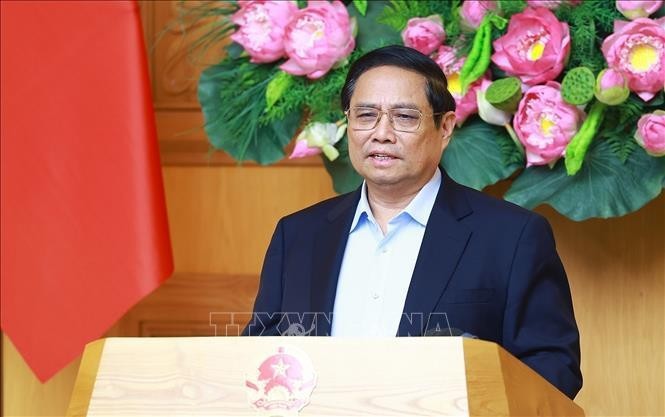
left=349, top=168, right=442, bottom=232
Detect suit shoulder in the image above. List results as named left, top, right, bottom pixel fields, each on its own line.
left=456, top=182, right=548, bottom=228
left=450, top=181, right=558, bottom=253
left=280, top=190, right=358, bottom=226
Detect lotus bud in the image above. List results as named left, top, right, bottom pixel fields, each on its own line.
left=289, top=121, right=345, bottom=161
left=594, top=68, right=630, bottom=105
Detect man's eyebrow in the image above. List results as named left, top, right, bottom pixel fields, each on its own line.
left=354, top=102, right=421, bottom=110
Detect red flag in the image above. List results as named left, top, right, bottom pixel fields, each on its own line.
left=1, top=1, right=173, bottom=381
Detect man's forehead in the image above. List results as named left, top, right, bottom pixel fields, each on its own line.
left=351, top=66, right=429, bottom=107
left=353, top=101, right=421, bottom=110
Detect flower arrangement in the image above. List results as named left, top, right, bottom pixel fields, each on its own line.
left=193, top=0, right=665, bottom=221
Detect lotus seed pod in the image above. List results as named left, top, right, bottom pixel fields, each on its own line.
left=485, top=77, right=522, bottom=112
left=561, top=67, right=595, bottom=105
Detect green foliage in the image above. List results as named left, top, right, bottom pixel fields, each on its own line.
left=605, top=131, right=639, bottom=163
left=498, top=0, right=526, bottom=16
left=556, top=0, right=623, bottom=73
left=322, top=134, right=363, bottom=194
left=306, top=68, right=348, bottom=122
left=353, top=0, right=368, bottom=16
left=498, top=132, right=525, bottom=167
left=350, top=0, right=402, bottom=50
left=505, top=140, right=665, bottom=220
left=378, top=0, right=462, bottom=40
left=600, top=93, right=662, bottom=163
left=377, top=0, right=434, bottom=31
left=261, top=50, right=368, bottom=126
left=198, top=54, right=301, bottom=164
left=265, top=71, right=294, bottom=110
left=427, top=0, right=462, bottom=42
left=226, top=42, right=244, bottom=59
left=442, top=117, right=523, bottom=190
left=600, top=95, right=642, bottom=163
left=616, top=95, right=645, bottom=124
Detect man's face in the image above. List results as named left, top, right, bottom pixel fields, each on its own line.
left=347, top=66, right=455, bottom=193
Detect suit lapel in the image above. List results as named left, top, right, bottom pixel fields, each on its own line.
left=398, top=171, right=473, bottom=336
left=309, top=189, right=359, bottom=336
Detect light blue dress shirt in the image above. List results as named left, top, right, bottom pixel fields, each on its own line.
left=331, top=168, right=442, bottom=337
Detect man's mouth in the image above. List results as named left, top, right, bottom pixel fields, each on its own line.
left=369, top=153, right=397, bottom=160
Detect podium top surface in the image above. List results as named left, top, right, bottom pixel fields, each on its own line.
left=67, top=336, right=583, bottom=417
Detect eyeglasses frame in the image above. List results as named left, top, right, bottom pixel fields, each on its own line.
left=344, top=106, right=444, bottom=133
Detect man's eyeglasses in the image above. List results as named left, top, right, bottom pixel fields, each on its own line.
left=345, top=107, right=441, bottom=133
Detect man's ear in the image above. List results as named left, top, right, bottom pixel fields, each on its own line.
left=439, top=111, right=457, bottom=149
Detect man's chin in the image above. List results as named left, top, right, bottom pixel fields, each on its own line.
left=364, top=172, right=405, bottom=188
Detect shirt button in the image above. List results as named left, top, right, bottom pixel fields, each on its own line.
left=381, top=247, right=389, bottom=254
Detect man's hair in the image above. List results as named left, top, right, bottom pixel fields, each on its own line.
left=340, top=45, right=456, bottom=127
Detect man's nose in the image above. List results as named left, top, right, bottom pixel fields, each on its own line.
left=371, top=113, right=397, bottom=143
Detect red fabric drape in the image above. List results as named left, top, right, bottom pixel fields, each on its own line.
left=1, top=0, right=174, bottom=382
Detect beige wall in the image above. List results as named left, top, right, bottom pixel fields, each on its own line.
left=2, top=2, right=664, bottom=416
left=539, top=199, right=664, bottom=416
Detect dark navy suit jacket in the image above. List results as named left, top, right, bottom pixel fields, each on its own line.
left=244, top=170, right=582, bottom=399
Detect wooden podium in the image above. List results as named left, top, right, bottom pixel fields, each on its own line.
left=67, top=337, right=583, bottom=416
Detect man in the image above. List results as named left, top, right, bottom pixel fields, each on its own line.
left=244, top=45, right=582, bottom=399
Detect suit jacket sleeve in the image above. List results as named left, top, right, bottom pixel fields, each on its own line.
left=502, top=212, right=583, bottom=399
left=242, top=219, right=285, bottom=336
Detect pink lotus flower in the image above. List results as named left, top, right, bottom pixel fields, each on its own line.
left=435, top=45, right=489, bottom=126
left=230, top=1, right=298, bottom=64
left=513, top=82, right=586, bottom=166
left=290, top=139, right=321, bottom=159
left=526, top=0, right=581, bottom=8
left=460, top=1, right=498, bottom=30
left=634, top=110, right=665, bottom=156
left=401, top=15, right=446, bottom=55
left=616, top=1, right=663, bottom=20
left=491, top=7, right=571, bottom=85
left=280, top=1, right=355, bottom=79
left=289, top=121, right=345, bottom=160
left=602, top=17, right=665, bottom=101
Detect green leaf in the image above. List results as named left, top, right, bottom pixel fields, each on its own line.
left=198, top=57, right=301, bottom=164
left=265, top=71, right=293, bottom=110
left=505, top=140, right=665, bottom=221
left=225, top=42, right=244, bottom=59
left=322, top=134, right=362, bottom=194
left=377, top=0, right=422, bottom=31
left=599, top=94, right=643, bottom=162
left=644, top=91, right=664, bottom=107
left=441, top=117, right=523, bottom=190
left=606, top=133, right=638, bottom=163
left=498, top=0, right=526, bottom=16
left=353, top=0, right=368, bottom=16
left=353, top=0, right=402, bottom=50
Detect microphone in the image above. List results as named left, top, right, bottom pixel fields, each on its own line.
left=424, top=326, right=478, bottom=338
